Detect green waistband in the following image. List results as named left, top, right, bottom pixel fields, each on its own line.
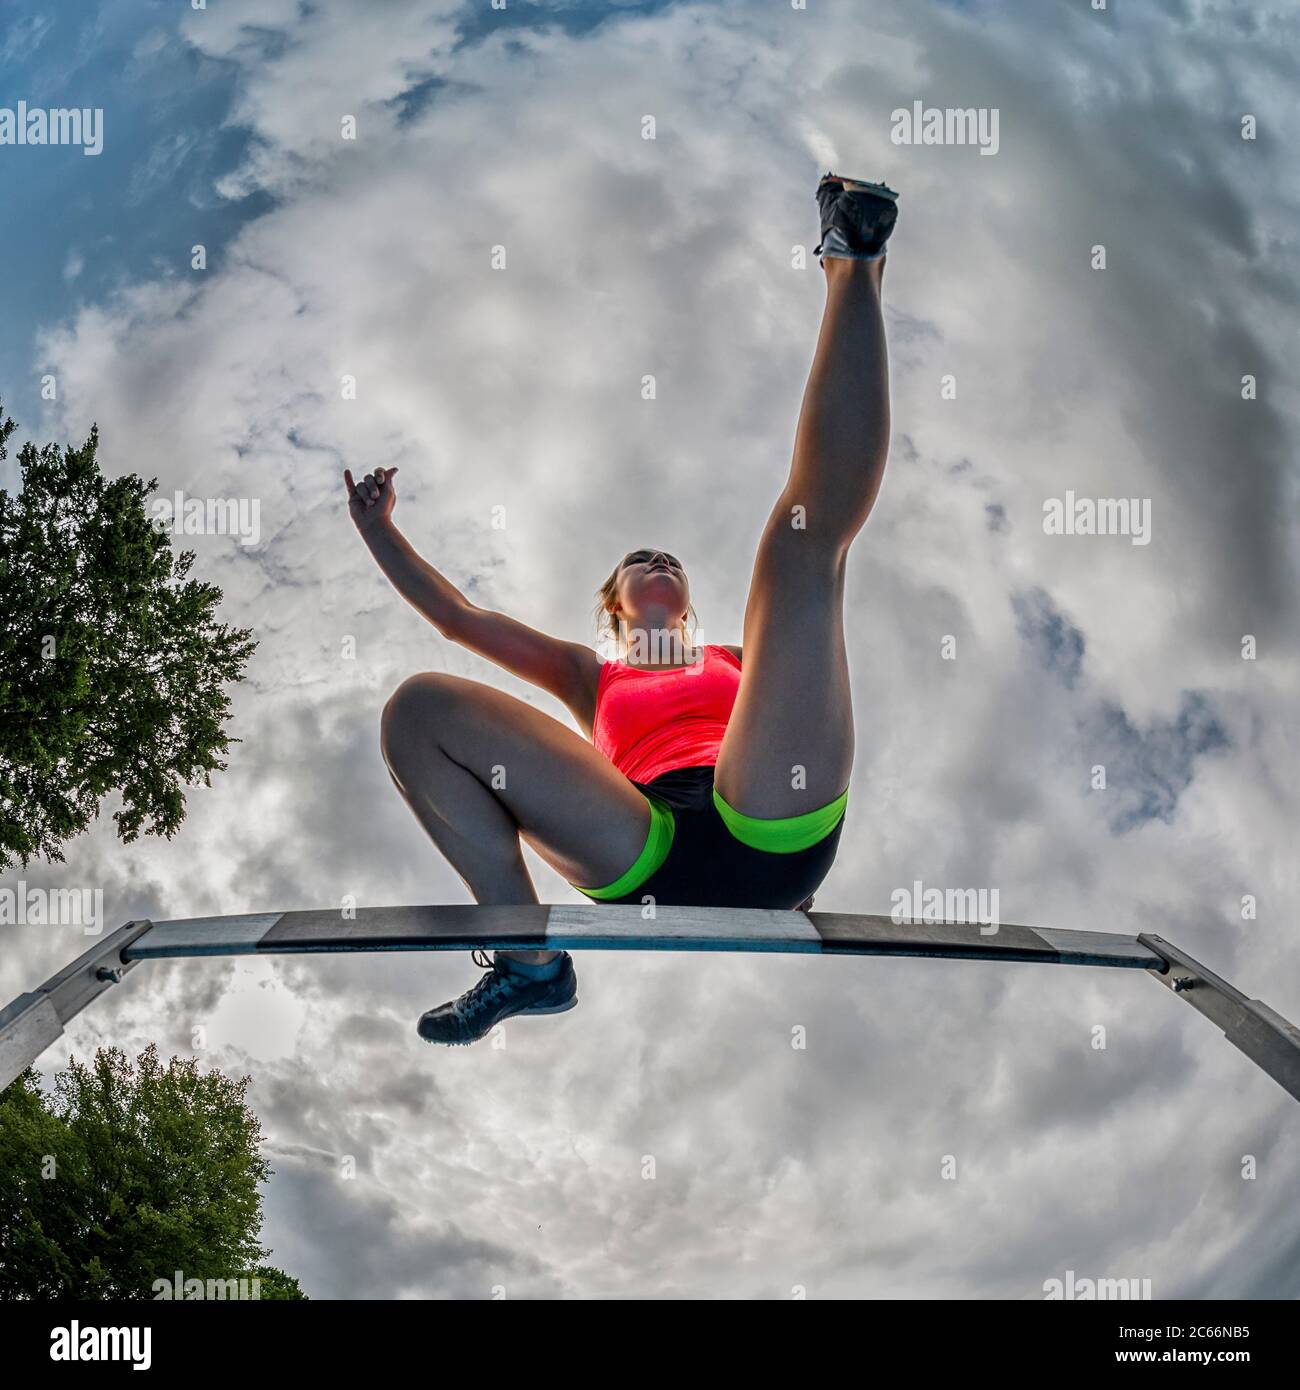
left=573, top=794, right=676, bottom=901
left=572, top=783, right=849, bottom=901
left=711, top=785, right=848, bottom=853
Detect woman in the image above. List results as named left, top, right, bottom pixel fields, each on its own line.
left=345, top=172, right=898, bottom=1045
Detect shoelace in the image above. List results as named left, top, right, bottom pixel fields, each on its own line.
left=457, top=950, right=517, bottom=1022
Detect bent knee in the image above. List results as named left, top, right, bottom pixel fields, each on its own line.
left=380, top=672, right=472, bottom=761
left=759, top=503, right=849, bottom=577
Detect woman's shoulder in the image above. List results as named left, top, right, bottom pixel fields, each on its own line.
left=715, top=643, right=743, bottom=665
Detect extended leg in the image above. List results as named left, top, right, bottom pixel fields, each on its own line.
left=788, top=256, right=890, bottom=542
left=715, top=256, right=889, bottom=816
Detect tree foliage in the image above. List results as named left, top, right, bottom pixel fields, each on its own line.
left=0, top=402, right=256, bottom=871
left=0, top=1045, right=303, bottom=1299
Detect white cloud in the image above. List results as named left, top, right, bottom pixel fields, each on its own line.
left=11, top=0, right=1299, bottom=1298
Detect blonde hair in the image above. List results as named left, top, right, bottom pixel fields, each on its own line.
left=593, top=553, right=699, bottom=653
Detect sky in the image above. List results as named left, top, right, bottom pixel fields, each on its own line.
left=2, top=0, right=1298, bottom=1299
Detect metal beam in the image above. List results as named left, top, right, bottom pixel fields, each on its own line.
left=123, top=904, right=1164, bottom=967
left=2, top=908, right=1297, bottom=1107
left=1139, top=933, right=1300, bottom=1104
left=0, top=921, right=153, bottom=1092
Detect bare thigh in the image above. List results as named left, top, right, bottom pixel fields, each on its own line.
left=382, top=672, right=651, bottom=886
left=714, top=505, right=853, bottom=818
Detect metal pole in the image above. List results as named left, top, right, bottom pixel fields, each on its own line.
left=0, top=921, right=153, bottom=1092
left=1138, top=933, right=1300, bottom=1104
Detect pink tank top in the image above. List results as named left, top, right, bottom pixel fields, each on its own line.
left=592, top=644, right=742, bottom=783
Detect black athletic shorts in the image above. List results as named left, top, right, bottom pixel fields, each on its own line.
left=570, top=764, right=847, bottom=910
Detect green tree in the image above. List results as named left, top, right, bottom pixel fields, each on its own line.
left=0, top=402, right=255, bottom=872
left=246, top=1264, right=308, bottom=1300
left=0, top=1045, right=304, bottom=1299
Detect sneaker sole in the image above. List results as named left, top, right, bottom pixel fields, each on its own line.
left=418, top=997, right=577, bottom=1044
left=519, top=995, right=579, bottom=1015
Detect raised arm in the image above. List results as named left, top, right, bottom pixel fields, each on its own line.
left=345, top=468, right=601, bottom=725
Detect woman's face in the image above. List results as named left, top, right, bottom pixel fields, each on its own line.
left=612, top=548, right=690, bottom=626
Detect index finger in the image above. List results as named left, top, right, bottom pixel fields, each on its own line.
left=343, top=468, right=358, bottom=499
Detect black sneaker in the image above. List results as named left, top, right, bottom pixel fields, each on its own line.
left=416, top=950, right=578, bottom=1046
left=814, top=172, right=899, bottom=262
